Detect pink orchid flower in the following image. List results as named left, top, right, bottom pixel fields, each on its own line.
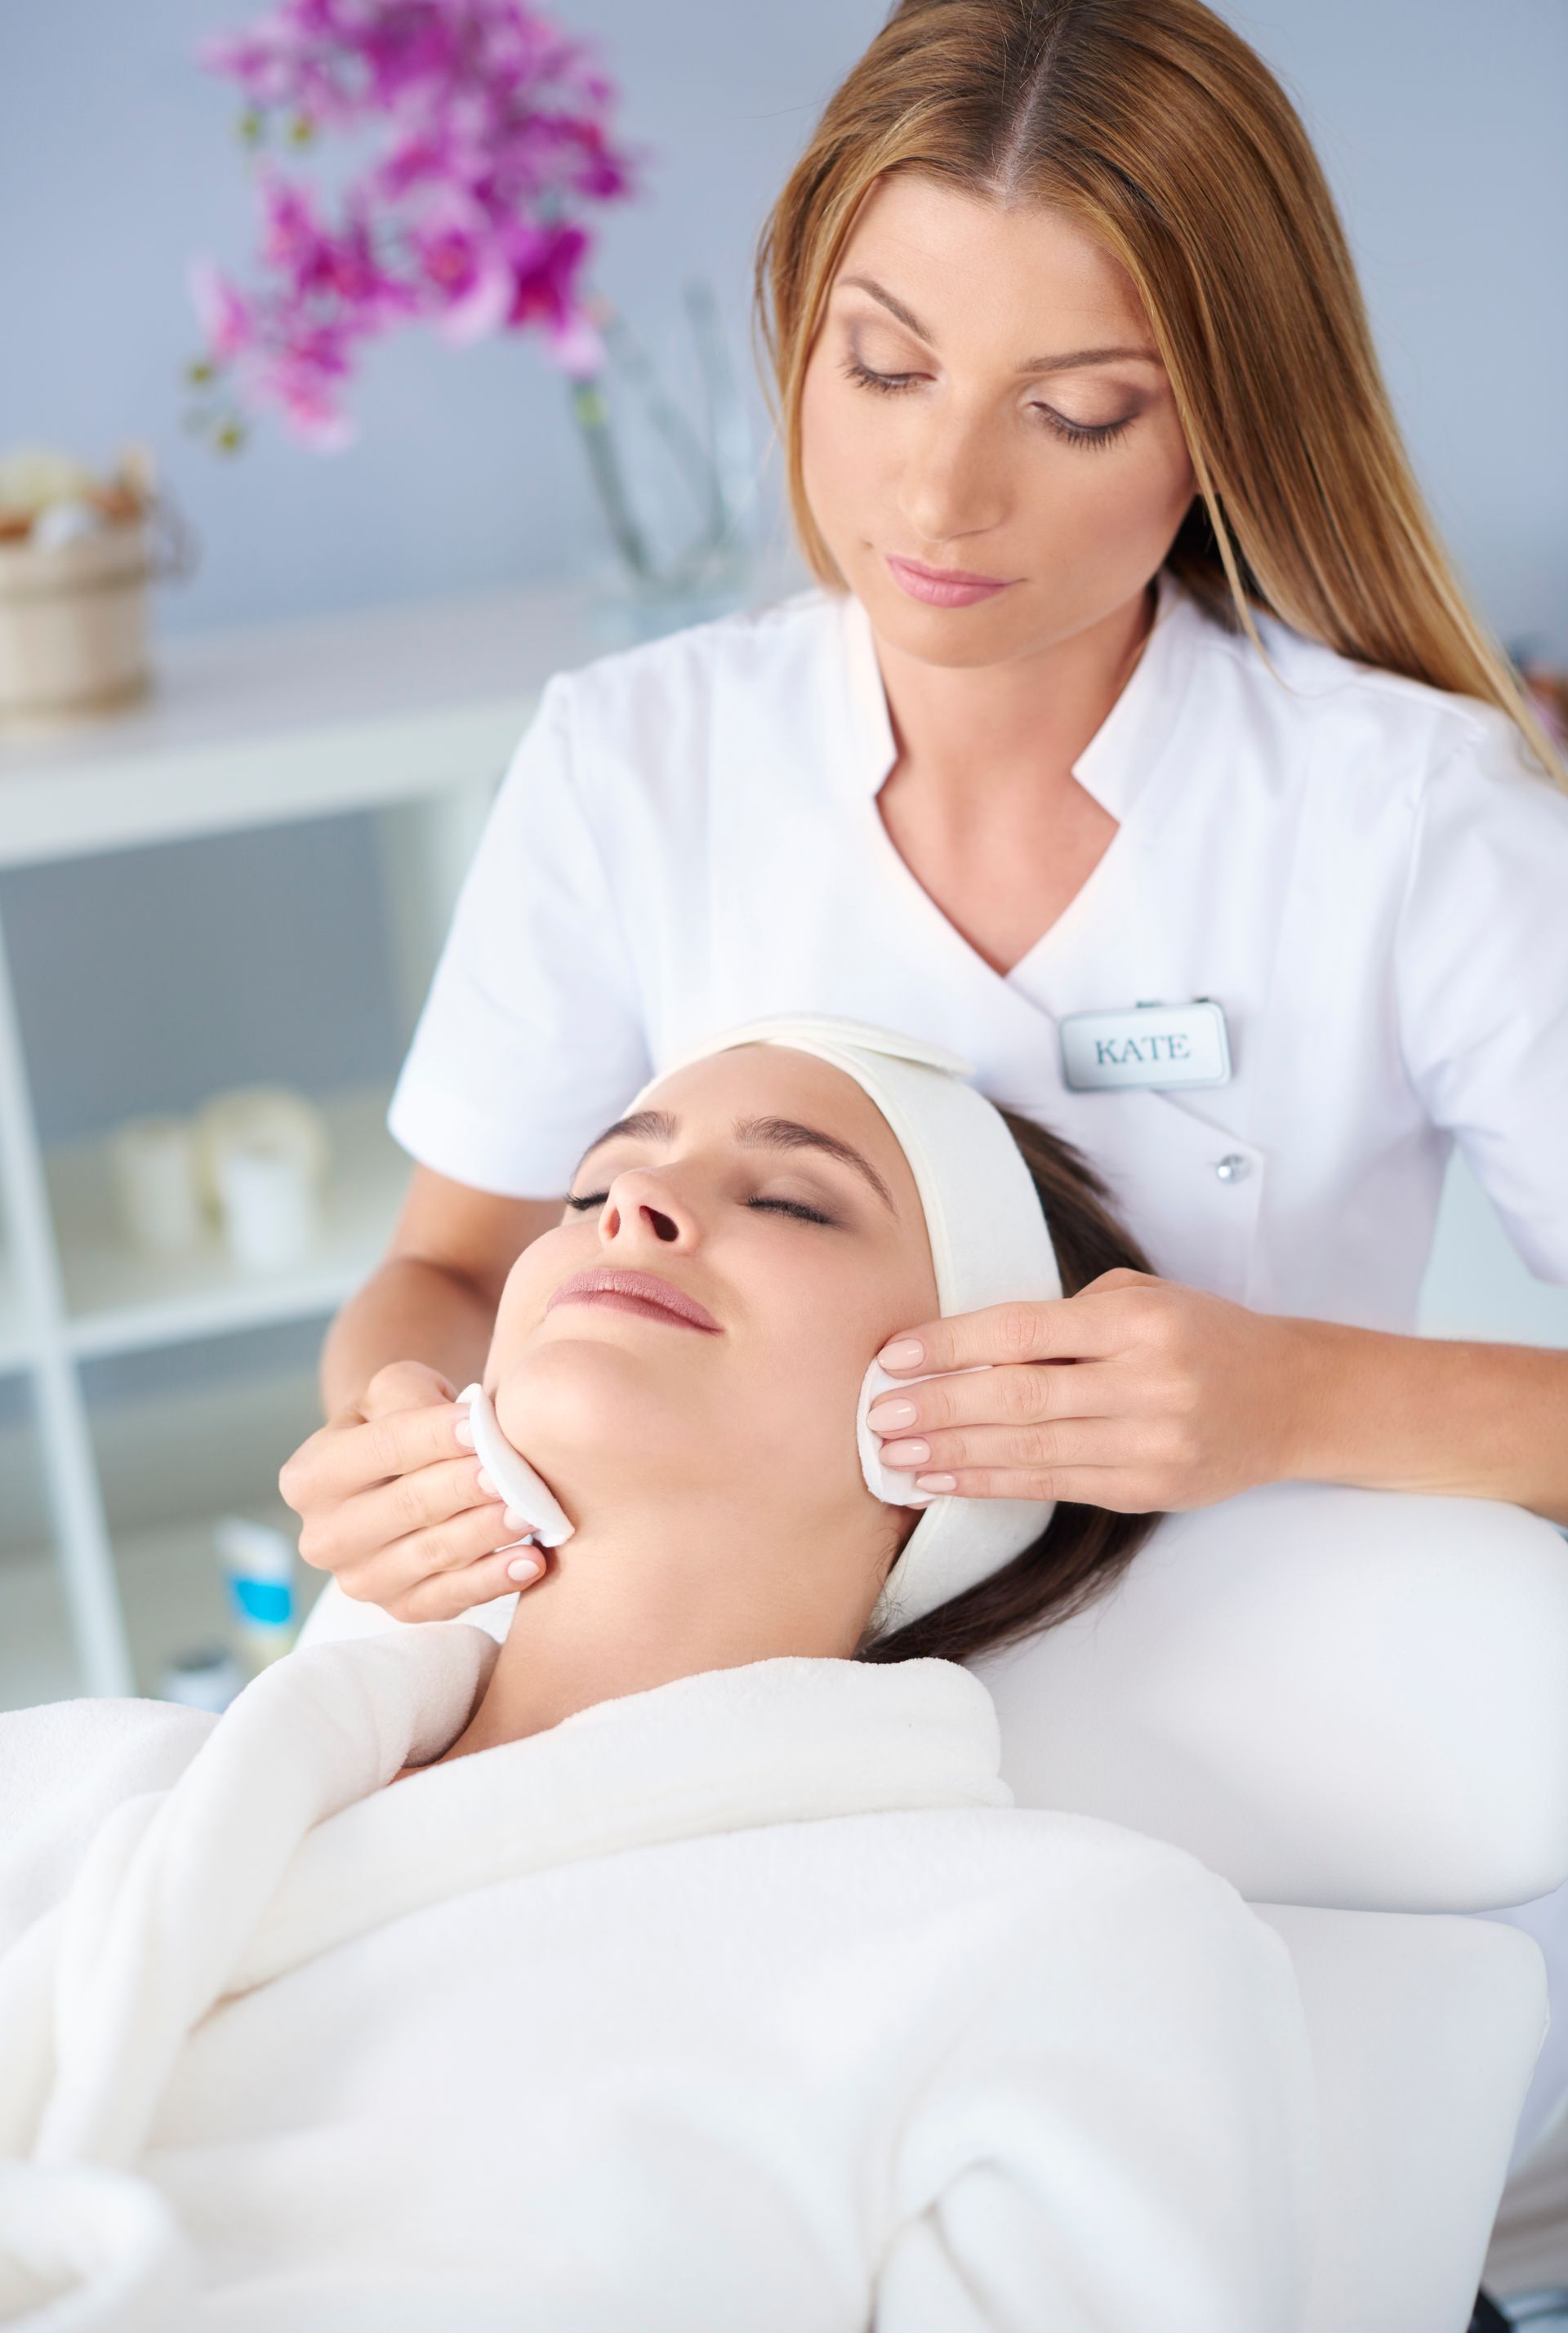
left=190, top=0, right=644, bottom=447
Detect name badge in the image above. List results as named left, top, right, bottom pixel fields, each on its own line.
left=1059, top=999, right=1232, bottom=1092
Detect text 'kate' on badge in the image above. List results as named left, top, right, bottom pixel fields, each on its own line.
left=1059, top=1000, right=1232, bottom=1092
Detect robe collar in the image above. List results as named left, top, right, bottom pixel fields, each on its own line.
left=236, top=1628, right=1011, bottom=1992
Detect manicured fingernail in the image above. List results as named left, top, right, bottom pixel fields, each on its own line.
left=502, top=1507, right=530, bottom=1532
left=915, top=1472, right=956, bottom=1493
left=878, top=1339, right=924, bottom=1370
left=880, top=1439, right=930, bottom=1468
left=453, top=1416, right=475, bottom=1448
left=476, top=1468, right=497, bottom=1496
left=867, top=1397, right=917, bottom=1431
left=507, top=1555, right=544, bottom=1583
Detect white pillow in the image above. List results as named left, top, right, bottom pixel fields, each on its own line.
left=969, top=1480, right=1568, bottom=1914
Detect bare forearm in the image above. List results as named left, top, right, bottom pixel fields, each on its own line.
left=318, top=1256, right=497, bottom=1417
left=1285, top=1320, right=1568, bottom=1526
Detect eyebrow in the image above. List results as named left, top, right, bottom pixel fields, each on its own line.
left=837, top=273, right=1160, bottom=376
left=574, top=1110, right=677, bottom=1175
left=572, top=1108, right=895, bottom=1212
left=733, top=1115, right=895, bottom=1211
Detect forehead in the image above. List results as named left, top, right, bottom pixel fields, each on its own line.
left=836, top=173, right=1145, bottom=340
left=639, top=1045, right=918, bottom=1199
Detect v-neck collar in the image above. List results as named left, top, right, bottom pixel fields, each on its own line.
left=838, top=564, right=1198, bottom=821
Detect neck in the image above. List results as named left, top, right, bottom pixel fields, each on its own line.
left=873, top=578, right=1156, bottom=800
left=439, top=1477, right=883, bottom=1758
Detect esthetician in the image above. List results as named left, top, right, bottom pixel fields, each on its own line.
left=283, top=0, right=1568, bottom=1611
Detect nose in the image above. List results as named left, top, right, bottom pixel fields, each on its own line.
left=597, top=1166, right=701, bottom=1255
left=897, top=396, right=1011, bottom=550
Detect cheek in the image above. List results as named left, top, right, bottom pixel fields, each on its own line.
left=1045, top=415, right=1195, bottom=551
left=484, top=1225, right=582, bottom=1382
left=801, top=361, right=880, bottom=521
left=744, top=1246, right=929, bottom=1426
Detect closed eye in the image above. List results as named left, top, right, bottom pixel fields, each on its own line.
left=564, top=1191, right=839, bottom=1227
left=748, top=1195, right=837, bottom=1226
left=840, top=356, right=1134, bottom=449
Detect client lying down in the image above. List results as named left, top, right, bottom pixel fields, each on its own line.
left=0, top=1017, right=1313, bottom=2332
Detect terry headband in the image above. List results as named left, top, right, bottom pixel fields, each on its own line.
left=467, top=1015, right=1062, bottom=1636
left=628, top=1015, right=1063, bottom=1637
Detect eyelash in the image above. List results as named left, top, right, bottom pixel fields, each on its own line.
left=565, top=1192, right=839, bottom=1227
left=839, top=355, right=1133, bottom=451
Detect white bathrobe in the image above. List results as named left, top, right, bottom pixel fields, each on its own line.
left=0, top=1627, right=1313, bottom=2331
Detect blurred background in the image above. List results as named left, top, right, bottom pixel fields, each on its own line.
left=0, top=0, right=1564, bottom=1712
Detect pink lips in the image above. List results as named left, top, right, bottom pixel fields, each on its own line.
left=885, top=554, right=1016, bottom=608
left=546, top=1267, right=720, bottom=1333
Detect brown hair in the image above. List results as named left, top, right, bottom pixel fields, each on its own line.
left=858, top=1108, right=1160, bottom=1667
left=753, top=0, right=1564, bottom=785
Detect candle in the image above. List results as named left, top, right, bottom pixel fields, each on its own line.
left=109, top=1114, right=204, bottom=1255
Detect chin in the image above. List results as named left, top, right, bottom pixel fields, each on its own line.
left=493, top=1337, right=722, bottom=1496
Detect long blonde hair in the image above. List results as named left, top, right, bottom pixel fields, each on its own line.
left=752, top=0, right=1563, bottom=783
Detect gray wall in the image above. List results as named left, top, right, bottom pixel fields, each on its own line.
left=3, top=0, right=1564, bottom=652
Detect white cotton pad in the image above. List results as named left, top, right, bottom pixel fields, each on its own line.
left=458, top=1382, right=575, bottom=1549
left=856, top=1360, right=994, bottom=1509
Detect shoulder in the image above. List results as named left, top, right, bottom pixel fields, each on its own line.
left=832, top=1805, right=1302, bottom=2047
left=839, top=1797, right=1268, bottom=1951
left=0, top=1694, right=212, bottom=1841
left=495, top=585, right=844, bottom=841
left=1176, top=584, right=1550, bottom=816
left=548, top=582, right=842, bottom=747
left=0, top=1696, right=213, bottom=1939
left=1, top=1698, right=213, bottom=1837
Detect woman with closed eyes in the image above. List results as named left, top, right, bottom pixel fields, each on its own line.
left=0, top=1022, right=1312, bottom=2331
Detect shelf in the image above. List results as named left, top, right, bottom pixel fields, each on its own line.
left=0, top=582, right=594, bottom=866
left=0, top=1551, right=79, bottom=1710
left=47, top=1084, right=410, bottom=1358
left=0, top=554, right=809, bottom=871
left=0, top=1250, right=30, bottom=1370
left=114, top=1511, right=326, bottom=1700
left=0, top=1515, right=328, bottom=1710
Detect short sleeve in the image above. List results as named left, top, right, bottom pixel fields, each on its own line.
left=1394, top=715, right=1568, bottom=1283
left=386, top=673, right=653, bottom=1195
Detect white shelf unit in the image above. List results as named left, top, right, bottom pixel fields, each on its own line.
left=0, top=577, right=617, bottom=1701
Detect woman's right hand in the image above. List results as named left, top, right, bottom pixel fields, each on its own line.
left=280, top=1360, right=547, bottom=1622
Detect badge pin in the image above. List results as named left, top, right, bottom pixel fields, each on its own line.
left=1059, top=999, right=1232, bottom=1093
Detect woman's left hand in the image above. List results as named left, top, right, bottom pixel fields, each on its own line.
left=866, top=1268, right=1310, bottom=1512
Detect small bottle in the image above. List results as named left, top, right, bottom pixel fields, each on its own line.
left=216, top=1516, right=297, bottom=1672
left=158, top=1643, right=246, bottom=1712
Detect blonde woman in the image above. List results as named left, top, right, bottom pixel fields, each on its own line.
left=287, top=0, right=1568, bottom=1592
left=0, top=1026, right=1311, bottom=2331
left=278, top=0, right=1568, bottom=2245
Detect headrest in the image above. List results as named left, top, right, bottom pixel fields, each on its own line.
left=970, top=1480, right=1568, bottom=1913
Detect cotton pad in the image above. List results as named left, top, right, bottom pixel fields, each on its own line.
left=458, top=1382, right=574, bottom=1550
left=630, top=1017, right=1063, bottom=1637
left=855, top=1361, right=994, bottom=1508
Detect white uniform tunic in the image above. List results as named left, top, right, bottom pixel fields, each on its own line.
left=389, top=571, right=1568, bottom=1329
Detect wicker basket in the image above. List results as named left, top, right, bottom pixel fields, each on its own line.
left=0, top=517, right=156, bottom=717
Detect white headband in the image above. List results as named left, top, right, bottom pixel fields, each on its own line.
left=635, top=1015, right=1062, bottom=1637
